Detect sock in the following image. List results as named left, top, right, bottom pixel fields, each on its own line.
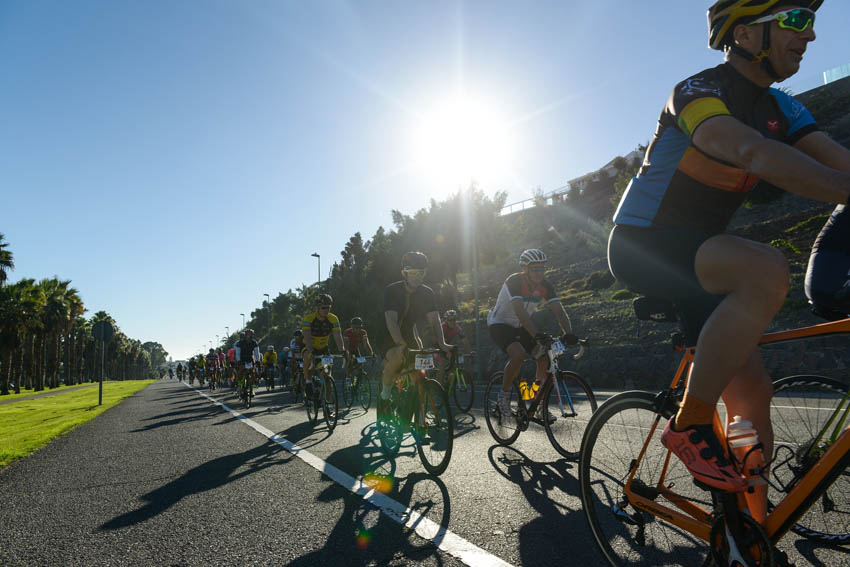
left=499, top=390, right=510, bottom=400
left=380, top=387, right=392, bottom=401
left=674, top=391, right=716, bottom=430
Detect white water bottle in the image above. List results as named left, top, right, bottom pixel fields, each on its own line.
left=726, top=415, right=767, bottom=523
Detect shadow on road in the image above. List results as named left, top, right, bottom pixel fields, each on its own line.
left=98, top=441, right=291, bottom=531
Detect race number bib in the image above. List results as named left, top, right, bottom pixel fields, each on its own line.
left=415, top=355, right=435, bottom=370
left=356, top=356, right=367, bottom=364
left=244, top=362, right=253, bottom=370
left=550, top=340, right=565, bottom=356
left=321, top=356, right=334, bottom=367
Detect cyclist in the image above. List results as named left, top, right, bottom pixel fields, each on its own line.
left=279, top=346, right=290, bottom=387
left=608, top=0, right=850, bottom=493
left=168, top=367, right=174, bottom=380
left=217, top=348, right=226, bottom=379
left=289, top=329, right=306, bottom=391
left=487, top=249, right=577, bottom=424
left=343, top=317, right=374, bottom=381
left=263, top=345, right=278, bottom=389
left=176, top=362, right=184, bottom=381
left=380, top=251, right=452, bottom=417
left=806, top=205, right=850, bottom=319
left=205, top=348, right=219, bottom=385
left=187, top=357, right=196, bottom=384
left=302, top=294, right=346, bottom=399
left=437, top=310, right=472, bottom=352
left=235, top=329, right=261, bottom=396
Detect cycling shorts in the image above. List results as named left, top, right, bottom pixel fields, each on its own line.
left=608, top=224, right=724, bottom=347
left=488, top=323, right=535, bottom=355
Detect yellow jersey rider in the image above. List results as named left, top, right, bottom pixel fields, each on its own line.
left=302, top=294, right=346, bottom=397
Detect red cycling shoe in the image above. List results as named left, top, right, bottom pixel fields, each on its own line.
left=660, top=418, right=747, bottom=492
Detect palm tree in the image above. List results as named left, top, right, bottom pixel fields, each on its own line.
left=0, top=233, right=13, bottom=288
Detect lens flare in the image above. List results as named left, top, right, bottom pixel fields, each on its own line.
left=363, top=472, right=394, bottom=494
left=356, top=528, right=372, bottom=550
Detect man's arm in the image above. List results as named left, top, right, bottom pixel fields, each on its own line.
left=303, top=329, right=314, bottom=352
left=385, top=311, right=405, bottom=345
left=363, top=336, right=374, bottom=356
left=692, top=117, right=850, bottom=204
left=427, top=311, right=451, bottom=352
left=333, top=328, right=345, bottom=353
left=794, top=131, right=850, bottom=173
left=547, top=300, right=573, bottom=336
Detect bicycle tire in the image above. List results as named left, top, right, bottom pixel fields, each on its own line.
left=358, top=373, right=371, bottom=411
left=544, top=370, right=597, bottom=459
left=377, top=390, right=404, bottom=457
left=305, top=381, right=319, bottom=426
left=452, top=369, right=475, bottom=414
left=415, top=378, right=454, bottom=476
left=483, top=372, right=523, bottom=446
left=340, top=376, right=353, bottom=409
left=771, top=374, right=850, bottom=545
left=323, top=375, right=339, bottom=432
left=579, top=391, right=710, bottom=567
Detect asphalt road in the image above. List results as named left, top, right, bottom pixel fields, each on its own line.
left=1, top=378, right=848, bottom=566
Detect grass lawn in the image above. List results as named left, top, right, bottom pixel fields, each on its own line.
left=0, top=380, right=154, bottom=466
left=0, top=381, right=116, bottom=401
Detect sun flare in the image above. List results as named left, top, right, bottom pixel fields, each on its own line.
left=412, top=96, right=513, bottom=192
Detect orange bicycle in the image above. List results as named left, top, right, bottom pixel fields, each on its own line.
left=579, top=297, right=850, bottom=566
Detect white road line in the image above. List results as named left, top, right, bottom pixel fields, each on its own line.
left=186, top=383, right=513, bottom=567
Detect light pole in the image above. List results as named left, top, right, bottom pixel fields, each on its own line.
left=311, top=252, right=321, bottom=287
left=263, top=293, right=271, bottom=336
left=225, top=327, right=230, bottom=344
left=240, top=313, right=245, bottom=330
left=216, top=334, right=220, bottom=348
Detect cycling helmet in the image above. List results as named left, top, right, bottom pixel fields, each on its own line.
left=519, top=249, right=548, bottom=266
left=267, top=345, right=274, bottom=351
left=294, top=329, right=303, bottom=337
left=245, top=328, right=254, bottom=334
left=351, top=316, right=363, bottom=327
left=239, top=332, right=245, bottom=339
left=401, top=251, right=429, bottom=269
left=708, top=0, right=822, bottom=50
left=315, top=293, right=333, bottom=306
left=283, top=347, right=290, bottom=352
left=445, top=309, right=457, bottom=319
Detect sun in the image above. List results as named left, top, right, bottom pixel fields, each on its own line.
left=412, top=96, right=513, bottom=192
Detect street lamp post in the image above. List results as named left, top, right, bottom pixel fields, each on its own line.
left=216, top=334, right=220, bottom=348
left=311, top=253, right=321, bottom=287
left=263, top=293, right=271, bottom=337
left=225, top=327, right=230, bottom=343
left=240, top=313, right=245, bottom=330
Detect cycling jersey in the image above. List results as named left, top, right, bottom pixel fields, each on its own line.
left=343, top=328, right=368, bottom=354
left=289, top=338, right=304, bottom=358
left=206, top=354, right=219, bottom=367
left=302, top=312, right=341, bottom=350
left=613, top=63, right=819, bottom=233
left=806, top=205, right=850, bottom=315
left=487, top=272, right=558, bottom=328
left=218, top=352, right=226, bottom=366
left=227, top=348, right=235, bottom=363
left=263, top=351, right=278, bottom=366
left=384, top=281, right=438, bottom=346
left=235, top=339, right=260, bottom=363
left=442, top=321, right=465, bottom=344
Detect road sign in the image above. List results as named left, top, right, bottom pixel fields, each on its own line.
left=92, top=321, right=114, bottom=343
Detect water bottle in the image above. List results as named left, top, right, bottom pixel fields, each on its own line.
left=519, top=381, right=532, bottom=401
left=726, top=415, right=767, bottom=523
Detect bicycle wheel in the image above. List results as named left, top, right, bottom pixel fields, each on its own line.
left=771, top=375, right=850, bottom=544
left=323, top=376, right=339, bottom=432
left=544, top=371, right=598, bottom=459
left=484, top=372, right=522, bottom=446
left=377, top=391, right=404, bottom=457
left=416, top=378, right=454, bottom=476
left=305, top=381, right=319, bottom=426
left=580, top=391, right=710, bottom=567
left=358, top=374, right=371, bottom=411
left=340, top=376, right=353, bottom=409
left=452, top=369, right=475, bottom=414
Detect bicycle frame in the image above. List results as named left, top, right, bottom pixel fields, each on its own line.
left=622, top=319, right=850, bottom=546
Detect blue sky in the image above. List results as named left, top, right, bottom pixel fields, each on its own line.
left=3, top=1, right=848, bottom=361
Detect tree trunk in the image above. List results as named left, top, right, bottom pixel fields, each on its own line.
left=1, top=350, right=10, bottom=395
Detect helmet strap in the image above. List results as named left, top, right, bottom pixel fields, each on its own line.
left=729, top=22, right=780, bottom=81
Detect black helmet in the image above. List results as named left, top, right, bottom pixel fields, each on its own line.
left=708, top=0, right=823, bottom=50
left=351, top=316, right=363, bottom=327
left=239, top=332, right=245, bottom=339
left=294, top=329, right=303, bottom=337
left=402, top=251, right=428, bottom=270
left=315, top=293, right=333, bottom=306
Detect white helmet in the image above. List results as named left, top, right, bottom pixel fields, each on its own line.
left=519, top=249, right=547, bottom=266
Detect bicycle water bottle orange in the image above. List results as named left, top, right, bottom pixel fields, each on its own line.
left=726, top=415, right=767, bottom=523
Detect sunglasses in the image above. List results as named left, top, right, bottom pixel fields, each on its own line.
left=750, top=8, right=815, bottom=32
left=404, top=268, right=426, bottom=276
left=529, top=266, right=547, bottom=273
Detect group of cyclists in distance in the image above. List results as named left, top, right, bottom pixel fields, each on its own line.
left=164, top=2, right=850, bottom=562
